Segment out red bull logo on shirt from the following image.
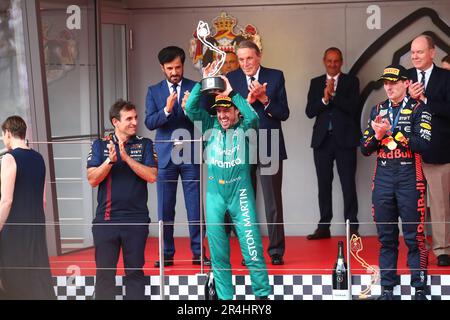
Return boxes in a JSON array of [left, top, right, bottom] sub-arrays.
[[378, 149, 413, 159]]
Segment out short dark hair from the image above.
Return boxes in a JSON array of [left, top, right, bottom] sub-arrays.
[[158, 46, 185, 65], [323, 47, 343, 60], [109, 99, 136, 124], [1, 115, 27, 139], [442, 54, 450, 64], [236, 40, 261, 56]]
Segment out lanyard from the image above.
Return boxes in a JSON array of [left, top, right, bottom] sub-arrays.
[[388, 96, 408, 129]]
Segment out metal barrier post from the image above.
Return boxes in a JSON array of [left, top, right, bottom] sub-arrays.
[[346, 219, 352, 300], [199, 135, 204, 274], [158, 220, 165, 300]]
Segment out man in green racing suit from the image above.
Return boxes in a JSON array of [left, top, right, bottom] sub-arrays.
[[183, 74, 271, 300]]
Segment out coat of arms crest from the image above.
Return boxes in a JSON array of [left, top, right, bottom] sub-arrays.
[[189, 12, 262, 73]]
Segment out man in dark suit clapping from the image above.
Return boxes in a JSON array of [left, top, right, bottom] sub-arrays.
[[145, 46, 210, 267], [305, 47, 361, 239], [227, 40, 290, 265], [408, 35, 450, 267]]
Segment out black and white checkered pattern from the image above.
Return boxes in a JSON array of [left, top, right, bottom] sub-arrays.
[[53, 275, 450, 300], [54, 275, 96, 300]]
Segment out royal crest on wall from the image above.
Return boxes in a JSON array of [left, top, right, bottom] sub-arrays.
[[189, 12, 262, 73]]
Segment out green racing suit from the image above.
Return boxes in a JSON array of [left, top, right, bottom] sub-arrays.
[[185, 83, 271, 300]]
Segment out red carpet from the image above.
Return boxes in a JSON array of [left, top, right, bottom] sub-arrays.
[[50, 236, 450, 276]]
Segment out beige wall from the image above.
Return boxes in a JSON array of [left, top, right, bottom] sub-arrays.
[[120, 0, 450, 236]]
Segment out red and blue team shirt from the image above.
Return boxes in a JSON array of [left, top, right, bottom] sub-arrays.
[[87, 133, 158, 223]]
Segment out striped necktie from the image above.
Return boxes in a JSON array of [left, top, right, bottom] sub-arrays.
[[171, 83, 179, 114], [420, 71, 426, 89]]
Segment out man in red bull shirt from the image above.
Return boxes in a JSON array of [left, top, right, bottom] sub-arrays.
[[361, 64, 431, 300], [87, 99, 158, 300]]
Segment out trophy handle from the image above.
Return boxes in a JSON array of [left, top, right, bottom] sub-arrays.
[[196, 20, 226, 77]]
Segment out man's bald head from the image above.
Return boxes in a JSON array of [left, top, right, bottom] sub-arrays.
[[410, 35, 435, 71]]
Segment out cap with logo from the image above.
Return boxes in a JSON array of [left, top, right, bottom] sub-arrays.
[[379, 64, 409, 82], [211, 95, 236, 110]]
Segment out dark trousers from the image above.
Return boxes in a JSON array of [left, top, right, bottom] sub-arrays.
[[157, 160, 201, 257], [313, 133, 358, 230], [0, 225, 56, 300], [93, 224, 149, 300], [373, 163, 428, 288], [251, 161, 285, 257]]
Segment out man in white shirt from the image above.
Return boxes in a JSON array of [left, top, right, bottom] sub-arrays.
[[305, 47, 361, 239]]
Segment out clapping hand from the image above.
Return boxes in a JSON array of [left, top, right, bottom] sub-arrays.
[[165, 91, 178, 113], [408, 82, 425, 101], [247, 90, 257, 104], [118, 140, 130, 163], [323, 78, 335, 102], [371, 115, 391, 140], [248, 79, 268, 105], [107, 140, 117, 162], [181, 90, 190, 110]]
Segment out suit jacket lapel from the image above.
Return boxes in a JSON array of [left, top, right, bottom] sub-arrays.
[[335, 73, 345, 94], [177, 80, 191, 116], [410, 69, 418, 82], [160, 80, 170, 105], [425, 65, 439, 96], [258, 66, 266, 86], [237, 68, 249, 95], [180, 79, 189, 103], [317, 74, 327, 93]]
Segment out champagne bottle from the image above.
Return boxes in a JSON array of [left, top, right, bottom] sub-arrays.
[[204, 271, 218, 300], [332, 240, 349, 300]]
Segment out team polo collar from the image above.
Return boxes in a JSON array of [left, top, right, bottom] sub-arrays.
[[110, 133, 138, 144]]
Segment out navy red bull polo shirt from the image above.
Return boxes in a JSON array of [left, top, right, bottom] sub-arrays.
[[87, 133, 158, 223]]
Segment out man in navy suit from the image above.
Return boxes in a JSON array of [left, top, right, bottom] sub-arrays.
[[227, 40, 290, 265], [408, 35, 450, 267], [145, 46, 210, 267], [305, 47, 360, 239]]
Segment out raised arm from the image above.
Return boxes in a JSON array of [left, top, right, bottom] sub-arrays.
[[360, 106, 382, 156], [184, 83, 215, 133]]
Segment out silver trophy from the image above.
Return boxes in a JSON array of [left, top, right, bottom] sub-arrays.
[[196, 20, 226, 94]]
